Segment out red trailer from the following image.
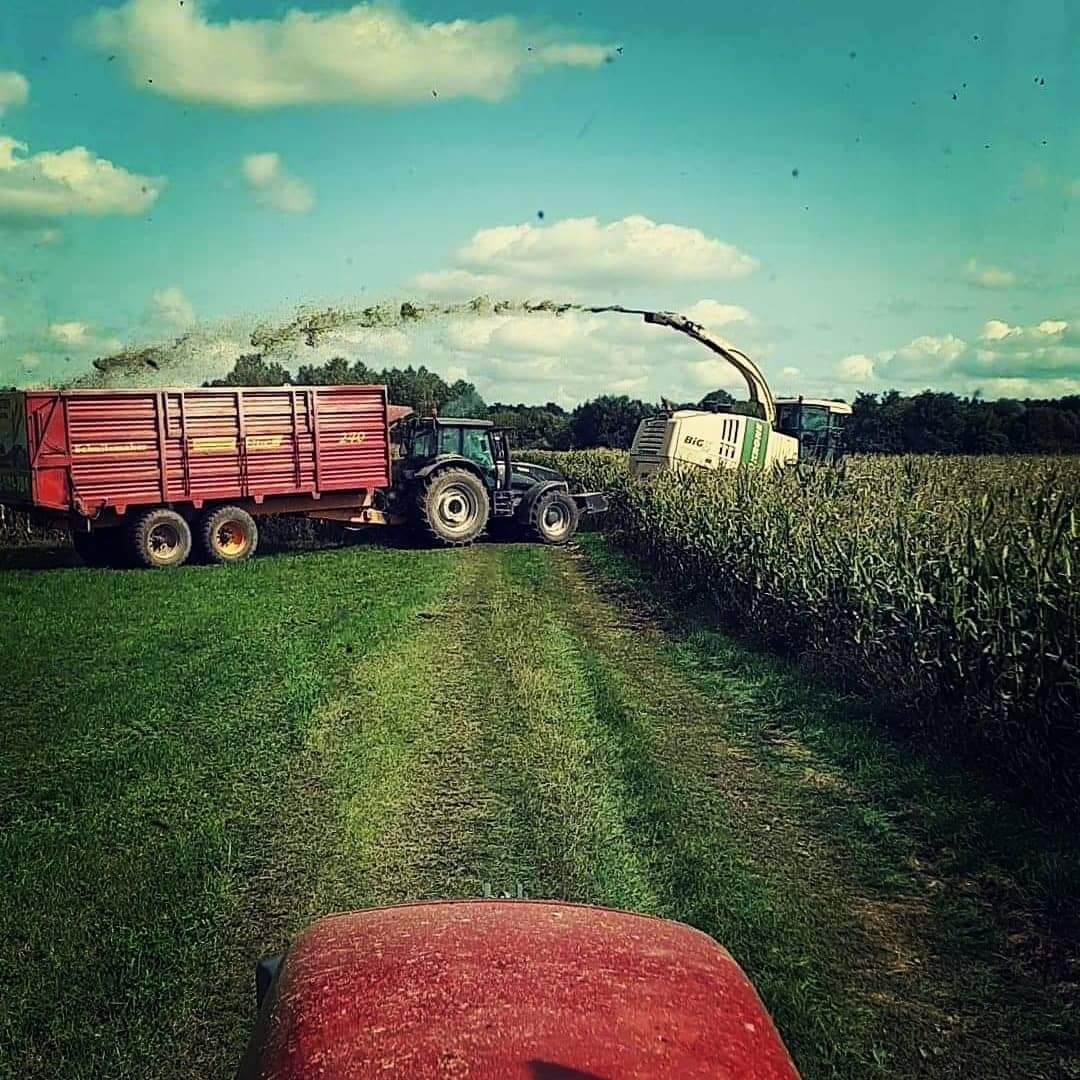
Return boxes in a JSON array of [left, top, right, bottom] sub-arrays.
[[0, 385, 397, 567]]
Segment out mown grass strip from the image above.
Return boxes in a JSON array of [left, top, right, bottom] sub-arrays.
[[290, 544, 658, 912]]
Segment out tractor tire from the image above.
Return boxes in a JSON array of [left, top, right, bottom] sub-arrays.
[[72, 528, 126, 568], [129, 508, 192, 569], [527, 488, 580, 545], [416, 468, 490, 547], [198, 506, 259, 564]]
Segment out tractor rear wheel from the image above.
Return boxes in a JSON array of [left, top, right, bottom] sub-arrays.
[[129, 509, 192, 569], [527, 488, 580, 545], [198, 506, 259, 564], [417, 468, 490, 546]]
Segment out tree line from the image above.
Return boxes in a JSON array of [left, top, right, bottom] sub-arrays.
[[209, 354, 1080, 454]]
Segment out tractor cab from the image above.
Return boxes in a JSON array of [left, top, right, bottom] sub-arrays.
[[775, 398, 852, 464], [399, 415, 500, 480]]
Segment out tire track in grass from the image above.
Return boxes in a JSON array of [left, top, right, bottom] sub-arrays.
[[470, 546, 658, 912], [544, 547, 908, 1078], [299, 546, 534, 907], [549, 543, 1075, 1080]]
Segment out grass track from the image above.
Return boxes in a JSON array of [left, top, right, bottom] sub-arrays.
[[1, 538, 1076, 1079]]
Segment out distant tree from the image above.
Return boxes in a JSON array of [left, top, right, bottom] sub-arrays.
[[698, 388, 736, 410], [208, 354, 291, 387], [488, 404, 570, 448], [442, 381, 487, 418], [901, 391, 965, 453], [294, 356, 355, 385], [565, 395, 654, 449], [383, 366, 451, 414]]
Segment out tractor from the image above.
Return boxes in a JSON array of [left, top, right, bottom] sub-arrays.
[[392, 412, 606, 547]]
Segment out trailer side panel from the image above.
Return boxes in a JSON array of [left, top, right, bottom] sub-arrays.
[[9, 385, 391, 517]]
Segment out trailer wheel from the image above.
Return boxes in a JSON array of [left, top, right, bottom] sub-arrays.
[[198, 506, 259, 564], [130, 509, 192, 569], [528, 489, 580, 545], [417, 468, 490, 546]]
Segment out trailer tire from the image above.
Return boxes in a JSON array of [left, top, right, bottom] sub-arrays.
[[198, 506, 259, 564], [527, 488, 580, 545], [416, 467, 490, 546], [72, 528, 126, 568], [129, 509, 192, 569]]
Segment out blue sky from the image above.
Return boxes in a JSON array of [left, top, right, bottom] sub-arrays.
[[0, 0, 1077, 405]]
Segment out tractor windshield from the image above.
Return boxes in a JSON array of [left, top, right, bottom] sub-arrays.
[[800, 407, 830, 431]]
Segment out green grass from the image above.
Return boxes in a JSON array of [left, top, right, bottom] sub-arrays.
[[0, 543, 455, 1079], [1, 537, 1076, 1079]]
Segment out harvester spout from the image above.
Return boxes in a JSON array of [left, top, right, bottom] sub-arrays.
[[584, 306, 778, 427]]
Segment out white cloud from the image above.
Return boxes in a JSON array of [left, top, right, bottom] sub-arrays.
[[835, 317, 1080, 397], [684, 300, 752, 329], [0, 71, 29, 116], [685, 356, 751, 391], [0, 135, 163, 218], [335, 326, 412, 357], [1036, 319, 1069, 336], [836, 354, 875, 381], [411, 268, 505, 299], [980, 319, 1017, 341], [242, 153, 315, 214], [86, 0, 611, 108], [149, 286, 196, 329], [962, 258, 1018, 290], [453, 215, 759, 292], [875, 334, 967, 382], [48, 321, 91, 346], [780, 366, 801, 378]]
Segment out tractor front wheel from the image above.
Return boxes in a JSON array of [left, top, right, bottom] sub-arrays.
[[417, 468, 490, 546], [527, 489, 580, 545], [198, 506, 259, 564]]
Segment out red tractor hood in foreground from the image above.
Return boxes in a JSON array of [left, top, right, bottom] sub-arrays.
[[238, 900, 799, 1079]]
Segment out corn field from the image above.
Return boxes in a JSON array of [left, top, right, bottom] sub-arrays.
[[529, 450, 1080, 813]]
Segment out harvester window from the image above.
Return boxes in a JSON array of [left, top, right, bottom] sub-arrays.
[[800, 407, 829, 432]]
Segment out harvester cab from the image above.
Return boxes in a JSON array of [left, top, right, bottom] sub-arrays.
[[392, 413, 606, 546], [584, 306, 850, 477], [775, 397, 852, 464]]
